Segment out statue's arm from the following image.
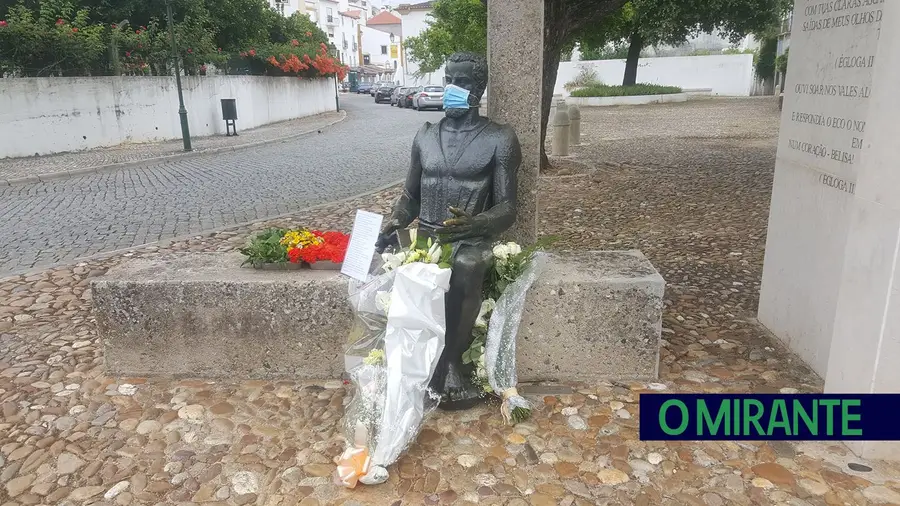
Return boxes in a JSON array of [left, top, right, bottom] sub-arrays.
[[479, 126, 521, 236]]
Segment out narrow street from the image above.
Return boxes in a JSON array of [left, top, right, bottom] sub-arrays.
[[0, 94, 441, 277]]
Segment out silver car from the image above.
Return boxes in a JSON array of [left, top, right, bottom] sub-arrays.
[[414, 85, 444, 111]]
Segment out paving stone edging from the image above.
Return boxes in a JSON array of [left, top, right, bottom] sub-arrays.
[[0, 110, 348, 187], [0, 178, 403, 282]]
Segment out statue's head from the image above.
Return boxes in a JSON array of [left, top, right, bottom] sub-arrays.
[[445, 52, 487, 117]]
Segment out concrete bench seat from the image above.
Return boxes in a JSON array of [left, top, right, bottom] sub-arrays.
[[93, 251, 664, 381]]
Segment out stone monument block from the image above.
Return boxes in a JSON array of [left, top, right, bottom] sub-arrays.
[[517, 251, 665, 382], [94, 251, 665, 382], [759, 0, 899, 460], [93, 253, 350, 379]]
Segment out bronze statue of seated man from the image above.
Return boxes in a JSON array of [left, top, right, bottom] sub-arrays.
[[375, 52, 522, 410]]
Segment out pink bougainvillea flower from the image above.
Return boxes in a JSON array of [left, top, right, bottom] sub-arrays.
[[291, 39, 299, 47], [71, 27, 78, 32], [187, 48, 193, 53], [111, 23, 117, 29], [125, 51, 131, 57], [135, 29, 142, 35], [56, 18, 64, 25], [305, 31, 312, 37], [248, 49, 256, 56], [0, 20, 7, 28]]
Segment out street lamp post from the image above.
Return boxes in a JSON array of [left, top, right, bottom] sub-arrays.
[[332, 47, 340, 112], [166, 0, 192, 151]]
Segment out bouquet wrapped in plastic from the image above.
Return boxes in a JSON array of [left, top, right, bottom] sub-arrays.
[[336, 235, 452, 488], [463, 242, 551, 425], [484, 252, 545, 424]]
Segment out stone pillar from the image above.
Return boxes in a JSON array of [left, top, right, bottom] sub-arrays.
[[824, 3, 899, 461], [759, 0, 897, 460], [487, 0, 543, 244]]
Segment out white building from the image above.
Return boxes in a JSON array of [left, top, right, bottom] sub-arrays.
[[269, 0, 303, 17], [361, 10, 404, 83], [360, 25, 401, 79], [396, 1, 445, 86]]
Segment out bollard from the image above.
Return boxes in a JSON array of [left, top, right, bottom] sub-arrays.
[[568, 104, 581, 146], [552, 106, 571, 156]]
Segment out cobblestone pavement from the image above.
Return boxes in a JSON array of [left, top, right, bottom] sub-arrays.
[[0, 94, 440, 277], [2, 98, 900, 506], [0, 111, 345, 184]]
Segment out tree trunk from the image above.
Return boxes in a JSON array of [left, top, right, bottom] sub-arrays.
[[540, 37, 564, 171], [520, 0, 628, 171], [540, 2, 573, 172], [622, 30, 642, 86]]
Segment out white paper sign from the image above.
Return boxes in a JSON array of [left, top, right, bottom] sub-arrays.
[[341, 210, 384, 281]]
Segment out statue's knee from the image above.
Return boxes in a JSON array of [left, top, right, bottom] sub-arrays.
[[454, 249, 488, 274]]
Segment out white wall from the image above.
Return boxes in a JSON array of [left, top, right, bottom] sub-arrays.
[[556, 54, 755, 96], [0, 76, 336, 158], [400, 10, 445, 86]]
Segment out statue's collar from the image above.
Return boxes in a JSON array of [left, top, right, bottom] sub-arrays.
[[437, 117, 491, 169]]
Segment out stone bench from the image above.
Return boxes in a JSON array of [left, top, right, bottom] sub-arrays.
[[93, 251, 664, 381]]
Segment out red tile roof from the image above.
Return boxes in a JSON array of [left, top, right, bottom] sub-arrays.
[[341, 9, 361, 19], [367, 11, 401, 25]]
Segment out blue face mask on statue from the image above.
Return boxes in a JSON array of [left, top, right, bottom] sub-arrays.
[[443, 84, 471, 110]]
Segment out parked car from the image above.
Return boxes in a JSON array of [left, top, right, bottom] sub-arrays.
[[414, 85, 445, 111], [399, 86, 422, 108], [356, 82, 374, 94], [374, 85, 395, 103], [370, 81, 390, 96], [391, 87, 408, 106]]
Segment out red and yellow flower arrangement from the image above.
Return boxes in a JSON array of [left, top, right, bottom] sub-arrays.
[[239, 227, 349, 268], [286, 230, 349, 264]]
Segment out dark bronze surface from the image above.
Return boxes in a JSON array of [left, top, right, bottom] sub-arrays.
[[375, 52, 523, 409]]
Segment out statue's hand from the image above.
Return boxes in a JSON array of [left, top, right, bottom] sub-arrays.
[[435, 207, 488, 243], [375, 218, 401, 254]]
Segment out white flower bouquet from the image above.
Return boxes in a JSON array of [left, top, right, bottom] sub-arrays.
[[337, 230, 452, 488], [463, 239, 552, 424]]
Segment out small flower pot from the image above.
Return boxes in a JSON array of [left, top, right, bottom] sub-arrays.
[[308, 261, 343, 270]]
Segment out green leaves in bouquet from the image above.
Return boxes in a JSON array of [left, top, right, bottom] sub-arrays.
[[510, 406, 531, 424], [462, 326, 486, 365], [483, 235, 559, 300], [239, 228, 289, 266], [438, 243, 453, 269]]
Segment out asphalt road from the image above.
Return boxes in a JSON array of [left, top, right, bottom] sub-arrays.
[[0, 93, 442, 277]]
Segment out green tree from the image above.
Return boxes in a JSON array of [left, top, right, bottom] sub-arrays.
[[403, 0, 628, 170], [577, 0, 792, 86], [754, 35, 777, 80], [206, 0, 277, 52], [403, 0, 486, 77], [0, 1, 106, 76]]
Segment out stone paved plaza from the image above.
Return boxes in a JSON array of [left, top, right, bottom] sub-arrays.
[[2, 98, 900, 506]]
